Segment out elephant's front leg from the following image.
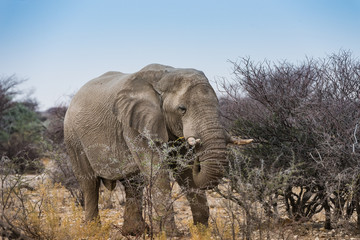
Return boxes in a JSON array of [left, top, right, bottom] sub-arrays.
[[80, 176, 101, 222], [175, 168, 210, 226], [121, 176, 148, 236], [185, 190, 209, 226], [150, 169, 181, 236], [124, 130, 181, 236]]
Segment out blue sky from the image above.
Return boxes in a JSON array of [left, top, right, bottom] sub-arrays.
[[1, 0, 359, 110]]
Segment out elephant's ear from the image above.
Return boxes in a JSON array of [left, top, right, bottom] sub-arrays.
[[113, 77, 168, 142]]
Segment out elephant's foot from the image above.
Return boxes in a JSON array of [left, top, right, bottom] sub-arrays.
[[122, 219, 149, 236]]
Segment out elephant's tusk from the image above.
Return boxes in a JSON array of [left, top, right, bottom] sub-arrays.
[[187, 137, 201, 146], [230, 137, 253, 145]]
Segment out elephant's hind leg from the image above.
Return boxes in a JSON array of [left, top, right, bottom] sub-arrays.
[[121, 176, 148, 236], [66, 143, 100, 222], [101, 178, 116, 191], [81, 176, 101, 222]]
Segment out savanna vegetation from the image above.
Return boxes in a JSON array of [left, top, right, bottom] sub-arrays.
[[1, 51, 359, 239]]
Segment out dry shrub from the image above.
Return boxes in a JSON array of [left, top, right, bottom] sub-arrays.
[[43, 106, 67, 145], [210, 209, 241, 240], [45, 150, 84, 207], [217, 50, 360, 236], [41, 104, 85, 207], [1, 172, 115, 239]]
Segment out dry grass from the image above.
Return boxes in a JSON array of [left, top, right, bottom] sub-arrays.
[[2, 175, 360, 240], [6, 181, 117, 240]]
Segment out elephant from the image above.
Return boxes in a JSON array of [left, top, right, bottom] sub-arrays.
[[64, 64, 252, 236]]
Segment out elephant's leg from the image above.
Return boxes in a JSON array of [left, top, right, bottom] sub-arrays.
[[185, 190, 209, 226], [101, 178, 116, 209], [121, 176, 148, 236], [101, 178, 116, 191], [123, 129, 181, 236], [81, 176, 101, 222], [66, 143, 100, 222], [151, 170, 181, 235], [175, 168, 210, 226]]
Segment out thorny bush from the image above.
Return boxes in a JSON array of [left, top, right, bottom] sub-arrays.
[[219, 51, 360, 230]]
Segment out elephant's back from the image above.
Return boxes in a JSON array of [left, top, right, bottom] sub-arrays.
[[68, 71, 128, 110], [78, 71, 128, 96], [64, 71, 129, 135]]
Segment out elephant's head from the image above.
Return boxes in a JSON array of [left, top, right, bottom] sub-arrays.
[[113, 64, 229, 189]]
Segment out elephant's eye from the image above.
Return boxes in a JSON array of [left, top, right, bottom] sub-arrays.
[[178, 105, 187, 115]]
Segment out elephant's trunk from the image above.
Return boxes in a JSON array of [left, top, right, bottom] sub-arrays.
[[191, 110, 228, 189]]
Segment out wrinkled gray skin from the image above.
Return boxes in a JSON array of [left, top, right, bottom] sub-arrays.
[[64, 64, 229, 236]]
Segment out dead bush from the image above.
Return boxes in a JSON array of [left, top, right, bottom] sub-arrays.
[[218, 50, 360, 233]]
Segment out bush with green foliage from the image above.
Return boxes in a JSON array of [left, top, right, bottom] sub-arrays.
[[0, 76, 44, 173]]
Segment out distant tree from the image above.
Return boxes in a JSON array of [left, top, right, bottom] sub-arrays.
[[0, 76, 44, 173], [0, 75, 20, 118]]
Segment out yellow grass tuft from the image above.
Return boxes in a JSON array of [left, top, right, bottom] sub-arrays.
[[189, 223, 212, 240], [155, 230, 167, 240], [16, 181, 114, 240], [210, 213, 241, 240]]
